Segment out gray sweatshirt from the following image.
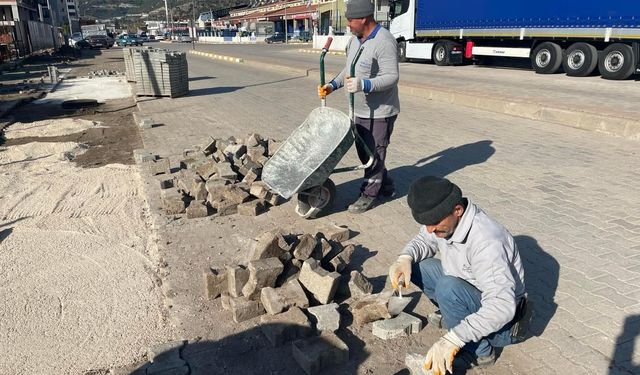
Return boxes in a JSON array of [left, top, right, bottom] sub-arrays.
[[330, 24, 400, 119], [401, 200, 526, 343]]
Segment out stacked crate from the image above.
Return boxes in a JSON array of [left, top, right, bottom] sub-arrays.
[[132, 48, 189, 98]]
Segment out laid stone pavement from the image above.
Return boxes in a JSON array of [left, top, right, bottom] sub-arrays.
[[135, 53, 640, 374]]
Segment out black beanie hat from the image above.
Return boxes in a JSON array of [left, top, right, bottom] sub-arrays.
[[407, 176, 463, 225]]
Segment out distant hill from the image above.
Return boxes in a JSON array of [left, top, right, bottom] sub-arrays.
[[81, 0, 250, 20]]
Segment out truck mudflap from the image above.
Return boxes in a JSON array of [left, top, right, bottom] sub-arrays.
[[634, 42, 640, 72]]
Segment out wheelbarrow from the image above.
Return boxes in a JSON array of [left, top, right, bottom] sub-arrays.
[[262, 38, 374, 219]]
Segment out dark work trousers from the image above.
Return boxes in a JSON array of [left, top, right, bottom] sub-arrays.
[[354, 115, 397, 198]]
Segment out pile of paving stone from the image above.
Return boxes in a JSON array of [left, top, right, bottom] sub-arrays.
[[87, 69, 125, 77], [203, 225, 423, 374], [136, 133, 285, 218]]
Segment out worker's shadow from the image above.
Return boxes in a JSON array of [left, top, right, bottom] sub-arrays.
[[124, 323, 368, 375], [609, 314, 640, 374], [514, 235, 559, 339], [334, 140, 495, 209]]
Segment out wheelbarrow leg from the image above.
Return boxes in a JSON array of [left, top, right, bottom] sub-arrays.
[[295, 178, 336, 219]]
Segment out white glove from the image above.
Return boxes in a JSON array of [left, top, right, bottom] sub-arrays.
[[424, 331, 465, 375], [345, 76, 363, 93], [388, 255, 413, 289]]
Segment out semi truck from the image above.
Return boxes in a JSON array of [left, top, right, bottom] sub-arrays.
[[389, 1, 640, 80]]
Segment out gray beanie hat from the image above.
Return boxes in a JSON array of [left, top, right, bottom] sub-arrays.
[[345, 0, 374, 19]]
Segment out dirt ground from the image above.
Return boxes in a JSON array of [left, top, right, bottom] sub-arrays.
[[4, 97, 141, 167], [0, 48, 172, 374]]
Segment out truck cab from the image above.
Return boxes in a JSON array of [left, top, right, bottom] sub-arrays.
[[389, 0, 413, 43]]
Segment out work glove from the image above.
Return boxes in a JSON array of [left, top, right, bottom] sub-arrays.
[[345, 76, 363, 93], [318, 83, 333, 98], [389, 255, 413, 289], [424, 331, 465, 375]]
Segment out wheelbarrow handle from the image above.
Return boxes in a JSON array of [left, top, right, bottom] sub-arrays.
[[319, 37, 333, 107]]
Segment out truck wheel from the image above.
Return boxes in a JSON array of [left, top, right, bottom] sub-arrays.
[[398, 41, 407, 63], [599, 43, 636, 80], [433, 43, 449, 66], [531, 42, 563, 74], [563, 43, 598, 77]]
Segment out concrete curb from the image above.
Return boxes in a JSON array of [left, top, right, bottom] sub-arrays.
[[298, 48, 346, 56], [189, 50, 244, 63], [188, 50, 640, 141]]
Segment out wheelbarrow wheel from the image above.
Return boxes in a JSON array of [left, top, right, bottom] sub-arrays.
[[295, 179, 336, 219]]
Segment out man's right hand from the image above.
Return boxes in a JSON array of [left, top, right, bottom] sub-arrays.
[[318, 83, 333, 98], [389, 255, 413, 289]]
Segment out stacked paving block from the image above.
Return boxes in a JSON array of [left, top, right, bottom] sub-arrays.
[[132, 48, 189, 98]]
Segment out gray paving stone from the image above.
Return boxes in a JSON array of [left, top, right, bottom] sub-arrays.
[[291, 332, 349, 375], [259, 306, 313, 347], [307, 303, 340, 332], [372, 312, 422, 340]]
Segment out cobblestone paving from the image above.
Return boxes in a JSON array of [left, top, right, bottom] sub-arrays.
[[137, 54, 640, 375]]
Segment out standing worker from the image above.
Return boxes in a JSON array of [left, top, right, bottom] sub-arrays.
[[318, 0, 400, 214], [389, 176, 532, 374]]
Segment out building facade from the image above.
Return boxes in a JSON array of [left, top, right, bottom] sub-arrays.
[[0, 0, 60, 60]]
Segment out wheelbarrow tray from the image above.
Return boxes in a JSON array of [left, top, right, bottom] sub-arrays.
[[262, 106, 353, 199]]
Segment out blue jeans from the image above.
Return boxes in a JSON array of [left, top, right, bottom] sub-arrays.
[[411, 258, 514, 357]]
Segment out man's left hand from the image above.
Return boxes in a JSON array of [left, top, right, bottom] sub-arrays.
[[345, 76, 363, 93], [424, 332, 465, 375]]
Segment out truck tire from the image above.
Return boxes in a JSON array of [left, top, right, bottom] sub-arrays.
[[398, 41, 407, 63], [563, 43, 598, 77], [433, 42, 450, 66], [531, 42, 563, 74], [599, 43, 636, 80]]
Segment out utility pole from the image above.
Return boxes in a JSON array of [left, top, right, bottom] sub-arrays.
[[284, 0, 287, 44], [164, 0, 170, 37], [191, 0, 196, 49]]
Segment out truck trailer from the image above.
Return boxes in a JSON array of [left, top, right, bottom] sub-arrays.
[[389, 1, 640, 80]]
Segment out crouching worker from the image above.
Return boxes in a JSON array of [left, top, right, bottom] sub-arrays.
[[389, 176, 532, 374]]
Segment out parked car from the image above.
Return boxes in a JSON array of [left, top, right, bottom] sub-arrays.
[[179, 35, 192, 43], [86, 35, 110, 49], [104, 35, 115, 47], [149, 35, 156, 41], [265, 32, 286, 43], [73, 39, 91, 49], [69, 35, 84, 47], [116, 34, 143, 46], [138, 32, 149, 42]]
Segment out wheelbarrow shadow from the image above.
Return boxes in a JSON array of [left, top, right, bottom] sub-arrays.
[[333, 140, 495, 210]]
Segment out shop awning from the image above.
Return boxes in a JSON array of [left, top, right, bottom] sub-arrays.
[[266, 4, 318, 20]]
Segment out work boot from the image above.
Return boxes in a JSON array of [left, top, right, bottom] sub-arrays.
[[347, 195, 376, 213], [453, 348, 496, 371], [428, 310, 447, 330]]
